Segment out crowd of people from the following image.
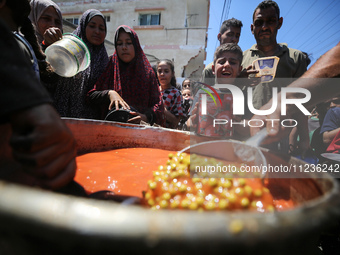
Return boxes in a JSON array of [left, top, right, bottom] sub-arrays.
[[0, 0, 340, 191]]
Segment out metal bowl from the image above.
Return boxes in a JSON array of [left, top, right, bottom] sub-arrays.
[[0, 118, 339, 255]]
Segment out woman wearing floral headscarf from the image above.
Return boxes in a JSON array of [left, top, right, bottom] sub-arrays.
[[51, 9, 109, 119], [88, 25, 165, 126], [28, 0, 63, 50]]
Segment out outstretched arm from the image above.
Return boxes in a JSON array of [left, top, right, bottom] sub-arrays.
[[250, 42, 340, 142]]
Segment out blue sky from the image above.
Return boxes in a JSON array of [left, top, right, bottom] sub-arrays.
[[204, 0, 340, 68]]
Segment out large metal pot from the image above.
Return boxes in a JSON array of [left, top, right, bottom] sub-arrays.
[[0, 118, 339, 255]]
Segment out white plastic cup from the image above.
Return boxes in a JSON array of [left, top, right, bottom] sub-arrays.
[[45, 33, 91, 77]]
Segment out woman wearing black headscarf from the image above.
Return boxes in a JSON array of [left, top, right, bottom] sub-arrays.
[[52, 9, 109, 119]]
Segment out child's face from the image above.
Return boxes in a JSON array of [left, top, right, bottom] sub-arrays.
[[212, 52, 242, 84], [182, 79, 191, 89], [157, 62, 173, 87], [116, 31, 135, 63], [182, 89, 191, 100]]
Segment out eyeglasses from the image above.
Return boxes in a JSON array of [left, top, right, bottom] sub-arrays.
[[182, 93, 191, 97]]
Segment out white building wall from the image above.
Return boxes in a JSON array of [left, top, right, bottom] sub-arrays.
[[53, 0, 209, 79]]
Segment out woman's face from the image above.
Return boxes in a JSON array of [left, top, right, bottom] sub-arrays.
[[157, 61, 173, 87], [86, 16, 106, 46], [116, 30, 135, 63], [37, 6, 62, 36]]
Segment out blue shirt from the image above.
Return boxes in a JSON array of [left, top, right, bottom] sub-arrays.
[[320, 107, 340, 134]]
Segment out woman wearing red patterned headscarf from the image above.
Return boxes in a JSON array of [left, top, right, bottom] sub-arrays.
[[88, 25, 165, 126]]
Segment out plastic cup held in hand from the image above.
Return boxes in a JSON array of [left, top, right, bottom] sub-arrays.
[[45, 33, 90, 77]]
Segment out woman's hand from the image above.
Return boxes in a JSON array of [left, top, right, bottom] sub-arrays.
[[43, 27, 63, 47], [127, 112, 148, 124], [108, 90, 130, 110]]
